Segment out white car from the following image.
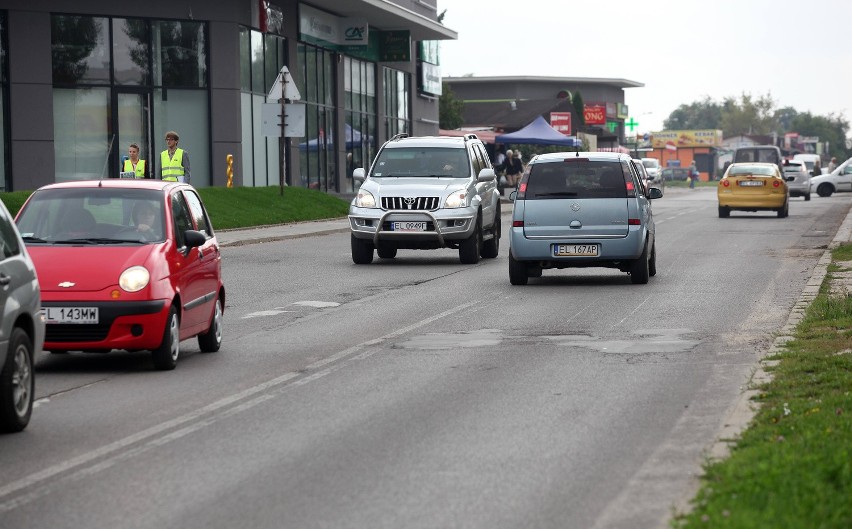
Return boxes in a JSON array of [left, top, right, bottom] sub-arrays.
[[810, 156, 852, 197]]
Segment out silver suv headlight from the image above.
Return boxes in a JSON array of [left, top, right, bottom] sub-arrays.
[[444, 189, 468, 208], [355, 189, 376, 208]]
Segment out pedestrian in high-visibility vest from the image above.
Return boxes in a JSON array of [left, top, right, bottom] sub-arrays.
[[160, 131, 190, 183], [122, 143, 148, 178]]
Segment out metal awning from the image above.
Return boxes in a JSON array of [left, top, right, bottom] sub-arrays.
[[305, 0, 457, 41]]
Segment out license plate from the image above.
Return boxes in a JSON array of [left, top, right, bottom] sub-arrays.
[[739, 180, 764, 187], [552, 244, 599, 257], [42, 306, 99, 324], [392, 221, 427, 232]]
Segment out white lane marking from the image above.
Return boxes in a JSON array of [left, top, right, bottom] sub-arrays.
[[0, 300, 480, 512], [241, 309, 295, 319], [293, 301, 341, 308]]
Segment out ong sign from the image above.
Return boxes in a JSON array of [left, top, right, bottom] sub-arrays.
[[583, 104, 606, 125], [550, 112, 572, 136]]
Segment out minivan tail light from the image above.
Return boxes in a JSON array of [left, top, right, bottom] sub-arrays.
[[512, 220, 524, 228], [628, 218, 640, 226]]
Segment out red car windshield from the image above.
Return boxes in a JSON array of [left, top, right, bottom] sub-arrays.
[[16, 188, 166, 243]]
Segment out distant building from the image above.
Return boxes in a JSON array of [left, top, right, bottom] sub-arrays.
[[442, 76, 643, 150]]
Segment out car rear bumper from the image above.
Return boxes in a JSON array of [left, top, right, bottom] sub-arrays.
[[508, 228, 647, 264], [349, 206, 477, 247], [717, 194, 787, 208], [41, 299, 168, 351], [787, 184, 811, 196]]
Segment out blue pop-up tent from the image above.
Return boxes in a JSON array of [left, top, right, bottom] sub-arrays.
[[495, 115, 581, 147], [298, 123, 370, 151]]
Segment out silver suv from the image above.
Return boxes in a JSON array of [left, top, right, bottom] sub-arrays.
[[1, 199, 44, 432], [349, 134, 502, 264]]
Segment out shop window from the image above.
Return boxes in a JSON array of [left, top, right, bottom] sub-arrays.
[[383, 67, 409, 138], [51, 16, 110, 85], [153, 20, 207, 88], [113, 18, 150, 85]]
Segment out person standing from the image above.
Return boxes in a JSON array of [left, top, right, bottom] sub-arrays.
[[122, 143, 148, 178], [160, 131, 191, 183], [812, 158, 822, 176], [828, 157, 838, 173], [504, 149, 523, 188], [688, 160, 698, 189]]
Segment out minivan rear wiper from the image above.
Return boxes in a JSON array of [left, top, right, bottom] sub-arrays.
[[533, 191, 579, 197]]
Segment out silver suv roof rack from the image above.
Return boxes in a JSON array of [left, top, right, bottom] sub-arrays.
[[390, 133, 409, 142], [463, 133, 479, 141]]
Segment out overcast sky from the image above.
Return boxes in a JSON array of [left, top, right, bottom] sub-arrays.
[[436, 0, 851, 135]]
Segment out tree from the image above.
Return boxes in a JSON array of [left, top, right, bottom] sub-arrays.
[[791, 112, 850, 160], [718, 92, 778, 136], [572, 92, 585, 126], [439, 82, 465, 130], [662, 96, 721, 130]]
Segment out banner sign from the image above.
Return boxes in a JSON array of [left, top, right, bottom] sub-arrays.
[[651, 129, 723, 148], [584, 104, 606, 125], [550, 112, 572, 136], [617, 103, 629, 119], [419, 62, 442, 96], [300, 4, 368, 46]]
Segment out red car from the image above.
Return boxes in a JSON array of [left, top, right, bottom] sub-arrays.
[[15, 179, 224, 370]]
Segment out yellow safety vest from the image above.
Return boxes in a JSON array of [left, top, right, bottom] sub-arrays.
[[123, 159, 146, 178], [161, 148, 185, 181]]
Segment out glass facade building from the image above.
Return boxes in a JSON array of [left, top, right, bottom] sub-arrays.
[[0, 1, 455, 193]]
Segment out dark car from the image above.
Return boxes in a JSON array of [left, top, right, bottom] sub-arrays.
[[661, 167, 690, 181]]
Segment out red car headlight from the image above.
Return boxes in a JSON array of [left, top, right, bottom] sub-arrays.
[[119, 266, 150, 292]]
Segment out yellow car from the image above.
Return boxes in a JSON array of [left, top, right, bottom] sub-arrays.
[[717, 162, 789, 218]]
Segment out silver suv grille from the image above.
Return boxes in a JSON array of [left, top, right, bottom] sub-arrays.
[[382, 196, 440, 210]]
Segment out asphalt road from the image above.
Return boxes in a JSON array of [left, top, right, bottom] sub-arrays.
[[1, 188, 849, 529]]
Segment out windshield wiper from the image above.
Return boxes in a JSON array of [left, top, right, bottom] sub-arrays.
[[534, 192, 579, 197], [21, 236, 48, 243], [54, 238, 138, 245]]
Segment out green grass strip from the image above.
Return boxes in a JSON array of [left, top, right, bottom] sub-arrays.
[[672, 244, 852, 529]]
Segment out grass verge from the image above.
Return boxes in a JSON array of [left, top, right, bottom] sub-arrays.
[[672, 244, 852, 528], [1, 185, 350, 230]]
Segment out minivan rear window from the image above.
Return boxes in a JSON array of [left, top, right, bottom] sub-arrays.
[[524, 161, 626, 199]]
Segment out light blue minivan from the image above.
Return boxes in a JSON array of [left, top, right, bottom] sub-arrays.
[[508, 152, 662, 285]]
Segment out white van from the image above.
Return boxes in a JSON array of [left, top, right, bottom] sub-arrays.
[[793, 153, 822, 175]]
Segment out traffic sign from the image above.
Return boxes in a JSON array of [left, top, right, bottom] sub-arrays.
[[267, 66, 301, 101]]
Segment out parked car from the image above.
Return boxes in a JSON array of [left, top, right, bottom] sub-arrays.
[[15, 179, 224, 370], [508, 151, 663, 285], [717, 162, 789, 218], [661, 167, 690, 181], [349, 133, 501, 264], [0, 199, 44, 432], [640, 158, 663, 184], [809, 156, 852, 197], [782, 159, 812, 200], [632, 158, 651, 193]]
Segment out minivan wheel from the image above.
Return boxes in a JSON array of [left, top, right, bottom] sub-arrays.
[[351, 234, 374, 264], [630, 241, 650, 285], [508, 252, 529, 285], [152, 306, 180, 371], [817, 183, 834, 197], [805, 192, 811, 201], [648, 242, 657, 277], [0, 328, 34, 433]]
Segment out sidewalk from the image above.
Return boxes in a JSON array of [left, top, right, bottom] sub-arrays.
[[215, 193, 515, 248]]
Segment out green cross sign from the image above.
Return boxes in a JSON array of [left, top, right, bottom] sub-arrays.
[[625, 117, 639, 132]]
